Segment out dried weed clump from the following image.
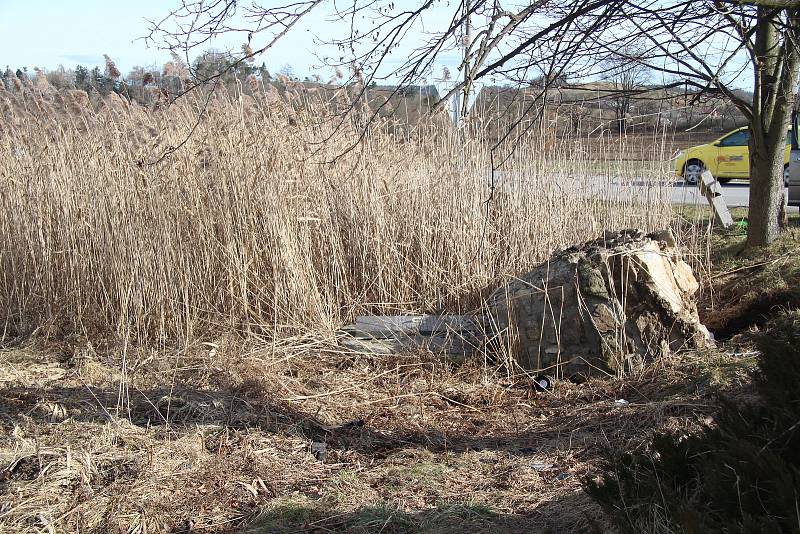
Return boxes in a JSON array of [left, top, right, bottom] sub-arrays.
[[0, 85, 676, 347]]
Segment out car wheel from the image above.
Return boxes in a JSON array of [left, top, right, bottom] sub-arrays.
[[784, 165, 790, 187], [684, 160, 704, 185]]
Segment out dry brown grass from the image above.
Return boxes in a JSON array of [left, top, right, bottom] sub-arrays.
[[0, 85, 719, 532], [0, 84, 680, 347], [0, 335, 733, 533]]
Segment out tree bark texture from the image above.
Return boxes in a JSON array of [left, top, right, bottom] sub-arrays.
[[746, 7, 800, 247]]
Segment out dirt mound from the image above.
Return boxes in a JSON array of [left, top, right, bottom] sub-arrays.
[[704, 289, 799, 340]]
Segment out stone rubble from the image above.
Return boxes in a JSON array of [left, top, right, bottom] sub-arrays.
[[486, 229, 711, 377], [338, 229, 712, 378]]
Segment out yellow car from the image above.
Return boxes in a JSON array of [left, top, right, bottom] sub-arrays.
[[674, 127, 791, 185]]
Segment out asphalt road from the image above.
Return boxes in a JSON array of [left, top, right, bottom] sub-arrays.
[[670, 180, 789, 208], [492, 172, 788, 208]]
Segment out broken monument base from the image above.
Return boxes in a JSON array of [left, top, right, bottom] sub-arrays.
[[338, 229, 712, 378]]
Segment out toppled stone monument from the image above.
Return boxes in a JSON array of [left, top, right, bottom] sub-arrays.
[[338, 229, 711, 378], [338, 314, 483, 357], [487, 229, 711, 377]]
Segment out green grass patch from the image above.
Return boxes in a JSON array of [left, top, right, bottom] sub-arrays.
[[246, 495, 321, 533], [244, 500, 502, 534]]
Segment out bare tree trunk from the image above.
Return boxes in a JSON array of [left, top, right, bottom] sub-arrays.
[[747, 130, 788, 247], [745, 7, 800, 248], [613, 93, 630, 135]]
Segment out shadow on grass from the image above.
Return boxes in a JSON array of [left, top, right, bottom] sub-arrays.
[[0, 353, 706, 532], [0, 374, 693, 461], [0, 381, 623, 531], [237, 493, 597, 534]]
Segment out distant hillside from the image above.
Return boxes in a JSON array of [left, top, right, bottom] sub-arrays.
[[472, 84, 749, 137], [0, 67, 750, 147]]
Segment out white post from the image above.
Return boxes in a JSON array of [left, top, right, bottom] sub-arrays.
[[460, 1, 472, 125], [452, 90, 462, 129], [700, 170, 733, 228]]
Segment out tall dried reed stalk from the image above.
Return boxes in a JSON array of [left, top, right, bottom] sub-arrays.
[[0, 85, 680, 347]]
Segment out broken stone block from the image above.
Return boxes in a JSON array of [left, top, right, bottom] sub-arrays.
[[338, 314, 483, 356], [485, 229, 711, 378]]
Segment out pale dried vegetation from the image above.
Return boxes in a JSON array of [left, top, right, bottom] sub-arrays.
[[0, 83, 685, 342], [0, 83, 716, 532]]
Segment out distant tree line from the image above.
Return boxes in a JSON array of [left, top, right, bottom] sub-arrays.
[[0, 50, 745, 138], [0, 50, 293, 105]]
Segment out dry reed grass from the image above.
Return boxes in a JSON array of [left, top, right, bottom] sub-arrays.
[[0, 84, 680, 349], [0, 84, 725, 532]]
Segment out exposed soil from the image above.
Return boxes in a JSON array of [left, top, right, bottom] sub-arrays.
[[705, 289, 799, 340], [698, 223, 800, 342]]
